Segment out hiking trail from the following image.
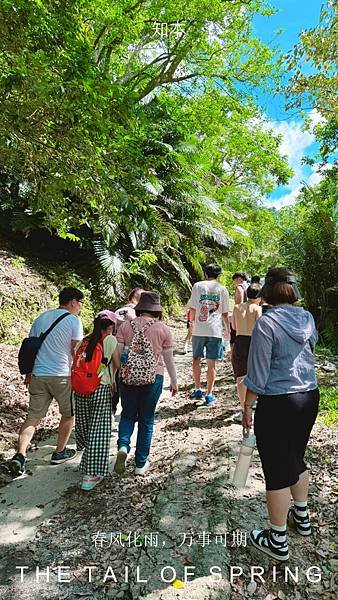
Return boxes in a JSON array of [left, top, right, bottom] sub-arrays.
[[0, 319, 337, 600]]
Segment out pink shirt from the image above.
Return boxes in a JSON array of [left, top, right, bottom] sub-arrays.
[[117, 316, 174, 376]]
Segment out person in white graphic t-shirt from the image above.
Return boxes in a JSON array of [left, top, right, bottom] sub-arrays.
[[188, 264, 230, 407]]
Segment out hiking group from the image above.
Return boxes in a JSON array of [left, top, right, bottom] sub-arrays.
[[8, 264, 319, 563]]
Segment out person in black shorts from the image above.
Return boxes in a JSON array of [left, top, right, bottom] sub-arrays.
[[243, 268, 319, 562]]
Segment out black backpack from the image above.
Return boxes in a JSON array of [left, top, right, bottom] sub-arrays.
[[18, 312, 71, 375]]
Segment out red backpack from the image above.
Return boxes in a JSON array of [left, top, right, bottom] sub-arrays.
[[71, 338, 105, 395]]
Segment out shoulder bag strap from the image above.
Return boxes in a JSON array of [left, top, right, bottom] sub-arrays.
[[40, 312, 71, 342], [141, 319, 155, 333]]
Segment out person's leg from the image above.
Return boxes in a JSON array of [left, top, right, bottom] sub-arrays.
[[111, 370, 120, 414], [192, 357, 201, 389], [17, 376, 51, 455], [187, 325, 193, 343], [236, 376, 246, 409], [204, 337, 223, 398], [75, 393, 91, 452], [55, 416, 75, 452], [184, 324, 193, 352], [266, 487, 291, 527], [288, 470, 312, 535], [206, 359, 216, 396], [114, 383, 138, 474], [17, 418, 41, 455], [80, 386, 112, 477], [250, 485, 290, 561], [291, 469, 309, 501], [135, 375, 163, 469], [50, 377, 75, 452], [191, 336, 204, 395], [117, 383, 138, 452]]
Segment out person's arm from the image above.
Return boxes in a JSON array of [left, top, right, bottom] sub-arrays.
[[222, 313, 229, 337], [71, 339, 79, 359], [162, 348, 178, 396], [187, 285, 198, 314], [221, 288, 230, 337], [243, 319, 273, 396], [116, 322, 127, 355], [231, 306, 237, 332], [71, 317, 83, 359], [243, 389, 258, 429], [189, 307, 196, 323], [242, 320, 273, 429], [234, 286, 244, 305], [242, 320, 273, 431], [112, 346, 120, 370]]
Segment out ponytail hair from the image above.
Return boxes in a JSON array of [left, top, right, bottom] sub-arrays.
[[85, 317, 114, 361]]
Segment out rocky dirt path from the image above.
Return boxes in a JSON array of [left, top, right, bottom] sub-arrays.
[[0, 319, 337, 600]]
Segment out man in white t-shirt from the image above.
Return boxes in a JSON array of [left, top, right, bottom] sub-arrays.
[[9, 287, 84, 477], [188, 264, 230, 406]]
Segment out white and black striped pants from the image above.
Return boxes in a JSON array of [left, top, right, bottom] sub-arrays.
[[75, 384, 113, 476]]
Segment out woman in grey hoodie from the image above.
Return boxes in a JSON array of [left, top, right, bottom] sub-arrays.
[[243, 267, 319, 562]]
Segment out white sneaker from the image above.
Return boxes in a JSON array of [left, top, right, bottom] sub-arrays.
[[135, 460, 150, 476], [114, 447, 128, 475]]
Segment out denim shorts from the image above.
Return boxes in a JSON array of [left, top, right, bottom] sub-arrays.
[[192, 336, 223, 360]]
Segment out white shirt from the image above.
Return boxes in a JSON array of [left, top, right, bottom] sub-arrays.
[[30, 308, 83, 376], [188, 280, 230, 338]]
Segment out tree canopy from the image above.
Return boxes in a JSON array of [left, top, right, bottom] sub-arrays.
[[0, 0, 292, 299]]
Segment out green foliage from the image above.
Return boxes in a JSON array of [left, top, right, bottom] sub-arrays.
[[285, 1, 338, 161], [277, 176, 338, 346], [319, 386, 338, 426], [0, 0, 292, 300]]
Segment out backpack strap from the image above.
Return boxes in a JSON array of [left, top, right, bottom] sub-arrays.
[[130, 319, 155, 334], [141, 319, 155, 333], [40, 312, 71, 342]]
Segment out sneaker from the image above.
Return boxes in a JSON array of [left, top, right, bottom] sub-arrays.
[[135, 460, 150, 476], [249, 528, 289, 561], [196, 394, 217, 408], [113, 447, 128, 475], [191, 389, 203, 400], [80, 475, 103, 491], [8, 453, 26, 477], [288, 506, 312, 536], [50, 448, 76, 465], [205, 394, 217, 405]]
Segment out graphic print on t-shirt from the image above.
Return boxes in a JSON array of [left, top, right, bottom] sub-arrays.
[[188, 280, 230, 338], [198, 293, 220, 321]]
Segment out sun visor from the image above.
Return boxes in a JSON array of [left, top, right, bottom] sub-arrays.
[[259, 275, 302, 300]]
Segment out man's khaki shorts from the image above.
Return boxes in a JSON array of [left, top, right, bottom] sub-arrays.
[[28, 376, 73, 420]]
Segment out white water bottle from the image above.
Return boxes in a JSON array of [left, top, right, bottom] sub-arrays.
[[232, 428, 256, 488]]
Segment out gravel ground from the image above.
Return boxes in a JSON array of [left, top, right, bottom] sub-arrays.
[[0, 319, 337, 599]]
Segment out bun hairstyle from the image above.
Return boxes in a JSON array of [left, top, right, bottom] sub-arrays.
[[260, 267, 301, 306], [247, 283, 262, 299]]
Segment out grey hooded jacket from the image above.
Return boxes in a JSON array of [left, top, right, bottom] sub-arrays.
[[244, 306, 318, 395]]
